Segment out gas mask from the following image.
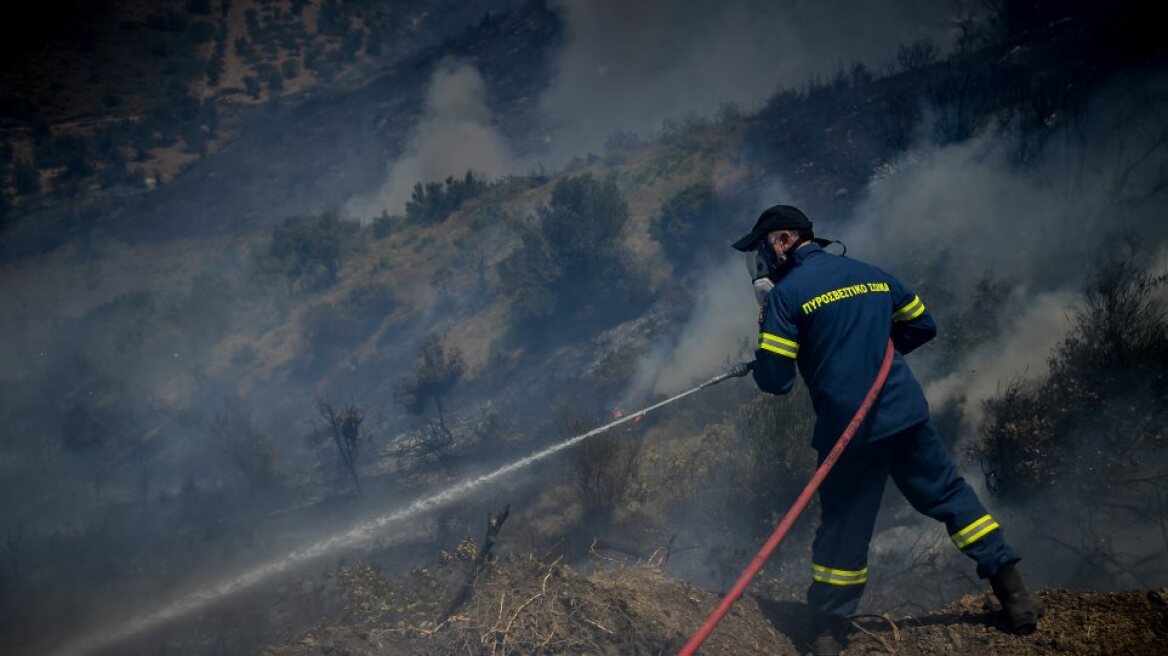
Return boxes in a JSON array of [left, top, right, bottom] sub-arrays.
[[747, 241, 784, 306]]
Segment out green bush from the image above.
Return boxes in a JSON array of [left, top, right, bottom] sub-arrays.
[[497, 174, 642, 330], [649, 182, 720, 266], [269, 213, 355, 292], [372, 211, 396, 239], [243, 75, 262, 99], [974, 261, 1168, 499], [404, 171, 486, 225], [281, 58, 300, 80], [733, 390, 817, 529]]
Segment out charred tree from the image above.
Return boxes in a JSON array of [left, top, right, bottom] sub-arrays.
[[317, 399, 365, 495], [395, 332, 465, 465]]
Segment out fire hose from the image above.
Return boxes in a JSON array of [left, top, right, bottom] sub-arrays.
[[679, 339, 896, 655]]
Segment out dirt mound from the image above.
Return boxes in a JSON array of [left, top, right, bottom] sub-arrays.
[[844, 588, 1168, 655], [262, 555, 1168, 655]]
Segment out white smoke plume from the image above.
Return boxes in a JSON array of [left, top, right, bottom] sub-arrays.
[[347, 63, 517, 219], [628, 257, 758, 398], [924, 289, 1078, 430], [631, 72, 1168, 430], [539, 0, 962, 161]]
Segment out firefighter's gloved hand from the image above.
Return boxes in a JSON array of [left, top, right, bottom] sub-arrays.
[[728, 361, 755, 378]]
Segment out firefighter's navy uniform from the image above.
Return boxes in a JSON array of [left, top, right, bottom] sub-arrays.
[[752, 242, 1020, 619]]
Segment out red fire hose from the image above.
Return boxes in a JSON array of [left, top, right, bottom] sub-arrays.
[[678, 339, 896, 655]]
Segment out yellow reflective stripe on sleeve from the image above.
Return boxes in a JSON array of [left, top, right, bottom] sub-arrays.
[[893, 295, 925, 321], [758, 333, 799, 359], [759, 341, 797, 359], [951, 514, 1001, 549], [760, 332, 799, 349], [811, 564, 868, 586]]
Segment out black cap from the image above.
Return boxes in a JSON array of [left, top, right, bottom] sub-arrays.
[[731, 205, 812, 251]]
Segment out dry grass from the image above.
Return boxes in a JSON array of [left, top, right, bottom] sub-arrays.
[[265, 553, 798, 656]]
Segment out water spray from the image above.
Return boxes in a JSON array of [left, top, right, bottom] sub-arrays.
[[53, 362, 754, 656]]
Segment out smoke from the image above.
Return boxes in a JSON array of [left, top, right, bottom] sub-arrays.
[[924, 289, 1077, 430], [628, 258, 758, 398], [538, 0, 962, 161], [347, 63, 517, 218], [834, 77, 1168, 428], [630, 69, 1168, 445]]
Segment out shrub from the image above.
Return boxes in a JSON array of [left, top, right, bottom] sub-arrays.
[[210, 398, 282, 496], [896, 38, 940, 73], [372, 211, 396, 239], [37, 135, 95, 181], [243, 75, 262, 99], [733, 390, 817, 530], [974, 261, 1168, 499], [394, 334, 466, 464], [269, 212, 354, 292], [404, 171, 486, 225], [497, 174, 643, 332], [281, 58, 300, 80], [649, 182, 720, 267], [570, 411, 641, 526]]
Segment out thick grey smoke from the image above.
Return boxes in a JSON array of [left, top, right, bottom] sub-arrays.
[[347, 63, 517, 218], [632, 72, 1168, 436], [839, 77, 1168, 424], [924, 289, 1077, 430], [628, 257, 758, 398], [539, 0, 962, 161]]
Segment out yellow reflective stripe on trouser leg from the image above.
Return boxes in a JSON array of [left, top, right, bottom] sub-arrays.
[[951, 514, 1001, 549], [759, 332, 798, 359], [893, 295, 925, 321], [811, 563, 868, 586]]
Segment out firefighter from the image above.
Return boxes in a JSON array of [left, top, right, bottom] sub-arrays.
[[732, 205, 1043, 655]]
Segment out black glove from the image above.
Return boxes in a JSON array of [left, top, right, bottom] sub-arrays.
[[728, 361, 755, 378]]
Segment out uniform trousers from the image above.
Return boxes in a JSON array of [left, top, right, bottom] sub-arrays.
[[807, 419, 1020, 617]]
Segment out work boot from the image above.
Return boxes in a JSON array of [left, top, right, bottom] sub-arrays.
[[989, 562, 1044, 633], [808, 614, 847, 656]]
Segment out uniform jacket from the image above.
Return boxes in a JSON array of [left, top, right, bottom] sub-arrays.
[[753, 243, 936, 450]]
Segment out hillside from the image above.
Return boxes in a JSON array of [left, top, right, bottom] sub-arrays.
[[261, 555, 1168, 656], [1, 2, 1168, 655]]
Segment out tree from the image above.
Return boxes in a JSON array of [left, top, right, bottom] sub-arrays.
[[265, 65, 284, 93], [317, 399, 365, 494], [650, 182, 720, 266], [395, 333, 465, 464], [896, 38, 940, 73], [269, 212, 352, 292], [316, 0, 345, 36], [404, 171, 486, 225], [281, 58, 300, 80], [496, 174, 642, 331], [210, 398, 281, 497], [243, 75, 262, 99], [205, 37, 226, 86], [570, 415, 641, 526]]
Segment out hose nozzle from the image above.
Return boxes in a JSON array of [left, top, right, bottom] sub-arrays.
[[727, 360, 755, 378]]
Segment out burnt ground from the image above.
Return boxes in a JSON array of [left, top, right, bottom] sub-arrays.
[[261, 550, 1168, 656]]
